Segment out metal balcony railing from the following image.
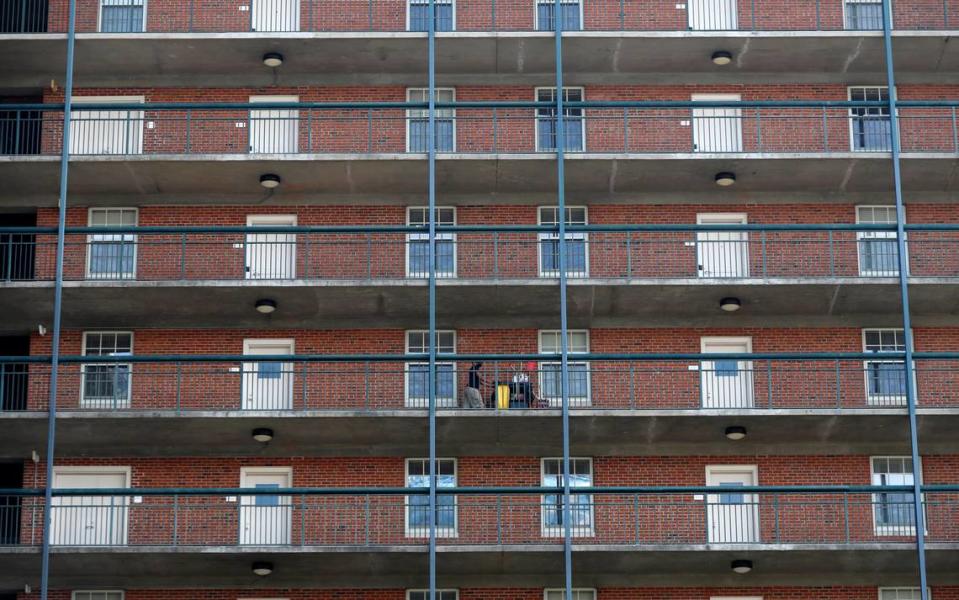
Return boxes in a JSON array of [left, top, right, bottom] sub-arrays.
[[1, 486, 955, 548], [1, 224, 956, 283], [3, 352, 957, 413], [2, 0, 956, 34], [3, 101, 959, 158]]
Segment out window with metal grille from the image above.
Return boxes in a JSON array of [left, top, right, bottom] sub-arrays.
[[536, 87, 585, 152], [73, 592, 125, 600], [406, 88, 456, 152], [871, 457, 920, 534], [408, 0, 454, 31], [542, 458, 593, 536], [82, 332, 133, 410], [863, 328, 908, 406], [406, 330, 456, 407], [539, 330, 590, 407], [845, 0, 883, 30], [536, 0, 582, 31], [407, 207, 456, 278], [849, 86, 891, 151], [87, 208, 137, 279], [538, 206, 588, 277], [99, 0, 144, 32], [857, 206, 900, 276], [406, 459, 457, 536], [880, 589, 928, 600]]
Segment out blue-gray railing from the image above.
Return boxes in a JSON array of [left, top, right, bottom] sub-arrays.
[[0, 485, 955, 548], [2, 351, 957, 413], [5, 100, 959, 157], [1, 0, 956, 34], [2, 223, 957, 282]]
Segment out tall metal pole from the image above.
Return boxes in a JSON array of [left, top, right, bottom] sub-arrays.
[[881, 1, 928, 597], [552, 2, 573, 599], [427, 1, 438, 600], [40, 0, 78, 597]]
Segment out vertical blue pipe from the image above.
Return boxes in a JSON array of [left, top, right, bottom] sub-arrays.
[[553, 2, 573, 600], [881, 2, 928, 598], [427, 2, 438, 600], [40, 0, 78, 597]]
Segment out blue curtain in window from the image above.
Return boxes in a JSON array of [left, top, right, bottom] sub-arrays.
[[859, 239, 899, 274], [538, 116, 584, 152], [409, 364, 455, 400], [536, 2, 581, 31], [409, 3, 453, 31], [867, 362, 906, 397], [409, 119, 454, 152], [540, 238, 586, 274], [853, 116, 891, 151], [408, 473, 456, 529], [876, 491, 916, 528], [101, 5, 144, 32], [90, 241, 135, 278], [409, 239, 455, 276], [845, 3, 883, 30]]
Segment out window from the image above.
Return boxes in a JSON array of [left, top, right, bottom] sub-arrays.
[[408, 0, 454, 31], [73, 593, 125, 600], [880, 590, 927, 600], [99, 0, 144, 32], [541, 458, 593, 537], [845, 0, 883, 30], [407, 207, 456, 278], [407, 88, 456, 152], [863, 329, 908, 406], [536, 87, 585, 152], [406, 459, 457, 537], [81, 332, 133, 409], [546, 590, 596, 600], [536, 0, 582, 31], [857, 206, 900, 277], [849, 86, 891, 151], [87, 208, 137, 280], [538, 206, 588, 278], [539, 330, 590, 407], [871, 457, 921, 535], [409, 591, 458, 600], [406, 330, 457, 408]]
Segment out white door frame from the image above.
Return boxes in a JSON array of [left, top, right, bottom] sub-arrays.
[[249, 95, 299, 154], [701, 336, 754, 408], [242, 338, 295, 410], [705, 465, 759, 543], [239, 466, 293, 545], [691, 93, 743, 152], [696, 213, 748, 278], [251, 0, 301, 31], [71, 96, 145, 155], [52, 466, 131, 546], [688, 0, 739, 30], [246, 214, 297, 280]]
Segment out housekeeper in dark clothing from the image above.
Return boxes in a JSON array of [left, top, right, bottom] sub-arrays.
[[463, 362, 485, 408]]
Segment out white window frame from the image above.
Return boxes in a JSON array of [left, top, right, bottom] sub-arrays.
[[406, 88, 456, 153], [879, 589, 930, 600], [538, 330, 590, 407], [72, 593, 125, 600], [407, 591, 458, 600], [541, 457, 594, 538], [870, 456, 925, 536], [533, 0, 584, 31], [98, 0, 147, 32], [406, 0, 456, 31], [404, 458, 458, 538], [52, 466, 131, 547], [848, 86, 893, 152], [406, 206, 457, 278], [81, 331, 134, 409], [843, 0, 884, 30], [862, 328, 911, 407], [538, 206, 588, 278], [405, 330, 457, 408], [545, 589, 597, 600], [86, 207, 138, 280], [856, 205, 905, 277], [535, 87, 586, 153]]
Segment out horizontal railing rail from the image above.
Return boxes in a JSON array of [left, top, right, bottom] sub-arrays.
[[3, 101, 958, 157], [0, 487, 954, 548], [2, 0, 956, 34], [2, 224, 958, 283], [4, 352, 958, 413]]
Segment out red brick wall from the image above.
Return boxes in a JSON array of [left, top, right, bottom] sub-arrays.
[[42, 0, 959, 32], [39, 84, 959, 156], [18, 456, 959, 547], [22, 326, 959, 411]]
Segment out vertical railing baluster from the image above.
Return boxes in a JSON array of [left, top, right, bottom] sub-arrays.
[[496, 495, 502, 544], [492, 108, 498, 152], [816, 0, 821, 30], [367, 233, 373, 280], [369, 0, 373, 31], [176, 362, 182, 414], [625, 233, 631, 278], [823, 106, 829, 151], [301, 494, 306, 545], [761, 230, 767, 278], [756, 108, 762, 151], [172, 494, 178, 546], [835, 359, 842, 408], [828, 230, 835, 276], [750, 0, 756, 30], [491, 0, 496, 31], [368, 109, 373, 153], [301, 362, 307, 410], [493, 231, 499, 279], [623, 107, 628, 151], [185, 109, 191, 153], [773, 494, 780, 542], [180, 232, 186, 280], [952, 107, 958, 153], [633, 493, 639, 543], [629, 362, 635, 408], [767, 361, 773, 408], [189, 0, 194, 32], [364, 494, 371, 545], [843, 493, 851, 543], [364, 361, 371, 411]]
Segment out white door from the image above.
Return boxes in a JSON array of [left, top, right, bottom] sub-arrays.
[[51, 469, 129, 546], [252, 0, 300, 31], [246, 215, 297, 280], [70, 96, 144, 155], [692, 94, 742, 152], [250, 95, 299, 154], [242, 339, 295, 410], [706, 467, 759, 543], [697, 213, 748, 278], [701, 337, 754, 409], [240, 469, 292, 545], [688, 0, 738, 30]]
